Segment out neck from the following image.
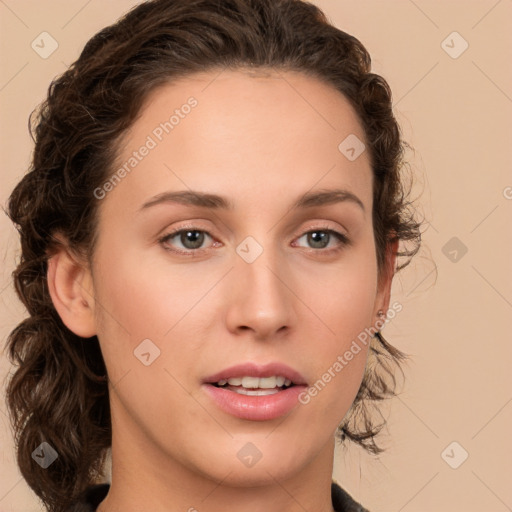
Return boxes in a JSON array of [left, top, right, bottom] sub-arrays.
[[97, 422, 337, 512]]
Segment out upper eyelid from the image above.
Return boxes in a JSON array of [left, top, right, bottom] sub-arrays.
[[159, 224, 349, 249], [161, 221, 349, 239]]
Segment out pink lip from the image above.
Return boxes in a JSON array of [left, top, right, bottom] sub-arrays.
[[203, 362, 308, 385], [202, 362, 308, 421], [203, 384, 306, 421]]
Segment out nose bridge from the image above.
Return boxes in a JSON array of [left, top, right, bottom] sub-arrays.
[[226, 233, 295, 337]]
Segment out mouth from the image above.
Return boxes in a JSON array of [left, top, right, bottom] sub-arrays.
[[203, 361, 307, 389], [202, 362, 308, 420], [210, 375, 296, 396]]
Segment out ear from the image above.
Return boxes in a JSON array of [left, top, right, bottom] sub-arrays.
[[373, 237, 399, 320], [46, 237, 96, 338]]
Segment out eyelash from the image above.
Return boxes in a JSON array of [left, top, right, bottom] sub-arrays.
[[157, 224, 351, 256]]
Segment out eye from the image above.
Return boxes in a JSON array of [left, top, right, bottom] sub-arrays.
[[158, 225, 350, 255], [158, 227, 215, 254], [294, 228, 350, 253]]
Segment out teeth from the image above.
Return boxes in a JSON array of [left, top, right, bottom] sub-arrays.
[[242, 376, 260, 388], [215, 376, 292, 388]]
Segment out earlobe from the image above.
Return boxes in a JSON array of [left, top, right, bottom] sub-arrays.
[[47, 245, 96, 338], [374, 238, 399, 319]]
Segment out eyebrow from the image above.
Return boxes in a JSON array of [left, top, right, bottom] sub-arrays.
[[139, 188, 365, 213]]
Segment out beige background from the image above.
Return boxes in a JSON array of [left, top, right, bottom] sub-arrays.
[[1, 1, 511, 511]]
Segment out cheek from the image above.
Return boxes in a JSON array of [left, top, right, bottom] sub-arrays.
[[90, 238, 230, 398], [92, 240, 199, 335], [305, 248, 378, 349], [90, 243, 194, 378], [297, 248, 377, 417], [90, 246, 205, 430]]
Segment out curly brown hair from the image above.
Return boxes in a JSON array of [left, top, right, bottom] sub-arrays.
[[4, 0, 422, 510]]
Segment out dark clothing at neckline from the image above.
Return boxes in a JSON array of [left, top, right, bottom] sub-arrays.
[[67, 481, 369, 511]]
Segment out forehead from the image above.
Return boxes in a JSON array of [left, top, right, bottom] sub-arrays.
[[135, 68, 366, 144], [103, 68, 372, 216]]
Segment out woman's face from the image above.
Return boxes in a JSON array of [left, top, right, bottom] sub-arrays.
[[84, 69, 392, 485]]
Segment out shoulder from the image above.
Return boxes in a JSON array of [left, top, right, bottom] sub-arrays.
[[331, 481, 370, 512], [64, 483, 110, 512]]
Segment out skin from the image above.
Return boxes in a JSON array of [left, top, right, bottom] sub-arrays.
[[47, 69, 397, 512]]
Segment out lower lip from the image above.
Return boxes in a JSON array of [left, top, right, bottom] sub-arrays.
[[203, 384, 306, 421]]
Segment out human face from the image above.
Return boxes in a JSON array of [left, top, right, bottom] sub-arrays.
[[89, 69, 388, 486]]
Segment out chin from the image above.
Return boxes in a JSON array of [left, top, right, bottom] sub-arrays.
[[193, 440, 311, 487]]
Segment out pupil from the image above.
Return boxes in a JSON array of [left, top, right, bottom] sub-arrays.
[[309, 231, 328, 248], [182, 230, 204, 249]]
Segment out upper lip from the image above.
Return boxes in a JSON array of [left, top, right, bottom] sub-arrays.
[[203, 362, 308, 386]]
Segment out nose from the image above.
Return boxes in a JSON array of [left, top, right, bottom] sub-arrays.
[[224, 241, 297, 341]]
